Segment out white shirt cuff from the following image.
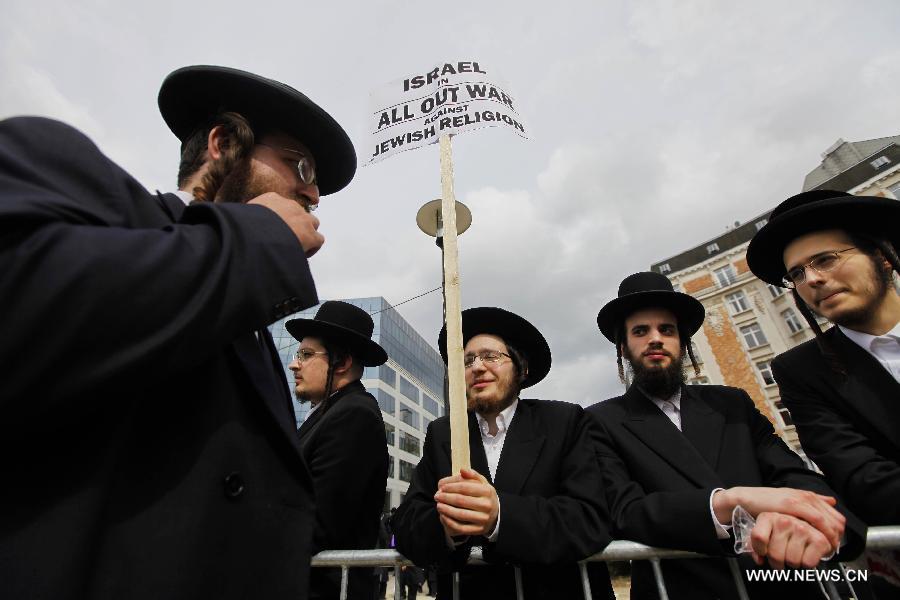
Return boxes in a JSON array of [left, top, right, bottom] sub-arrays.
[[710, 488, 732, 540]]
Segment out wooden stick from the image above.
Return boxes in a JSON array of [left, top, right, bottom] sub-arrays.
[[439, 134, 471, 473]]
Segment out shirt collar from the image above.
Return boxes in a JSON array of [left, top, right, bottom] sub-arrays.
[[839, 320, 900, 352], [172, 190, 193, 206], [475, 397, 519, 438], [642, 385, 682, 408]]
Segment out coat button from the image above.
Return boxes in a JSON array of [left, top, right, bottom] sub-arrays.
[[223, 472, 245, 499]]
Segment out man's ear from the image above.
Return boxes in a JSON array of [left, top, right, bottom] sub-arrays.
[[332, 354, 355, 376], [207, 125, 228, 161]]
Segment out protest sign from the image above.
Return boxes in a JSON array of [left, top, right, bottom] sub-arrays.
[[367, 61, 528, 164]]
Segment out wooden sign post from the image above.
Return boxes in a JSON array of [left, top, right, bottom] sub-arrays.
[[438, 134, 471, 474]]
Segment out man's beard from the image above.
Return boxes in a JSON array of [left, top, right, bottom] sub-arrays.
[[625, 347, 686, 398], [823, 260, 893, 330], [467, 377, 519, 416], [214, 157, 255, 203]]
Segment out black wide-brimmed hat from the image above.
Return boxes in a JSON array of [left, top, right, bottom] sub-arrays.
[[746, 189, 900, 286], [597, 271, 706, 343], [437, 307, 551, 388], [286, 301, 387, 367], [158, 65, 356, 196]]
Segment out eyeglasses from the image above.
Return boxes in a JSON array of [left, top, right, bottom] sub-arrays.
[[294, 348, 328, 363], [258, 143, 317, 187], [463, 351, 511, 369], [782, 247, 857, 288]]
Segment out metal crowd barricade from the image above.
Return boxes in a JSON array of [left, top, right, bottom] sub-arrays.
[[311, 526, 900, 600]]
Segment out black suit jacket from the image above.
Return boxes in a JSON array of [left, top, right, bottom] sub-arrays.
[[773, 327, 900, 526], [393, 399, 615, 600], [298, 381, 389, 599], [588, 384, 866, 600], [0, 117, 319, 599]]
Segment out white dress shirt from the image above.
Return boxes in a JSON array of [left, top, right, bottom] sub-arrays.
[[648, 388, 731, 539], [839, 321, 900, 383]]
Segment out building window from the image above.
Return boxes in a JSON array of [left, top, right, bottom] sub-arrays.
[[399, 431, 421, 457], [706, 243, 720, 255], [782, 308, 804, 334], [775, 400, 794, 426], [380, 364, 396, 387], [422, 394, 440, 416], [767, 283, 785, 299], [399, 403, 421, 430], [755, 219, 768, 231], [368, 388, 396, 416], [659, 263, 671, 274], [725, 291, 750, 315], [399, 459, 416, 483], [399, 376, 419, 404], [384, 423, 395, 446], [889, 182, 900, 199], [714, 265, 737, 288], [689, 377, 710, 385], [870, 155, 891, 169], [740, 323, 768, 349], [756, 361, 775, 385]]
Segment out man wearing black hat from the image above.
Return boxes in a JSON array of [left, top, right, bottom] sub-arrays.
[[0, 66, 356, 599], [747, 190, 900, 594], [747, 190, 900, 530], [588, 272, 865, 600], [392, 307, 615, 600], [285, 301, 389, 600]]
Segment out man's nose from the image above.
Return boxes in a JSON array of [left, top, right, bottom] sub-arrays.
[[804, 265, 827, 286], [298, 183, 320, 212], [288, 358, 300, 372]]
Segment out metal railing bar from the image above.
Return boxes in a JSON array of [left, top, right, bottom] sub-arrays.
[[650, 558, 670, 600], [578, 562, 594, 600], [727, 558, 750, 600], [514, 565, 523, 600], [339, 566, 348, 600]]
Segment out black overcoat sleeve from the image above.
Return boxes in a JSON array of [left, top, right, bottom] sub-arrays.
[[0, 117, 317, 434], [392, 420, 463, 567], [773, 353, 900, 527]]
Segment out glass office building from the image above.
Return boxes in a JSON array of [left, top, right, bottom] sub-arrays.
[[269, 296, 446, 509]]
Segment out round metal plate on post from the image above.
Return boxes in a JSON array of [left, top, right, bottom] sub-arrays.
[[416, 198, 472, 238]]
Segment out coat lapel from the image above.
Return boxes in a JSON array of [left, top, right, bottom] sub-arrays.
[[622, 385, 722, 488], [834, 329, 900, 445], [297, 404, 324, 440], [493, 401, 546, 495], [679, 385, 726, 471], [232, 331, 306, 459], [154, 191, 186, 221]]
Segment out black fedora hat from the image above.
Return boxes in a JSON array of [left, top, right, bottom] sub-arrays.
[[437, 307, 551, 388], [158, 65, 356, 196], [747, 189, 900, 286], [597, 272, 706, 343], [286, 301, 387, 367]]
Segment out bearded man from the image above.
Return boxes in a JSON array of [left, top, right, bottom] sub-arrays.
[[0, 65, 355, 599], [587, 272, 866, 600], [392, 307, 615, 600], [747, 190, 900, 596]]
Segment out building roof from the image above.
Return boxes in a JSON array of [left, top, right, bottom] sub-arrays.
[[803, 135, 900, 191], [651, 213, 770, 275]]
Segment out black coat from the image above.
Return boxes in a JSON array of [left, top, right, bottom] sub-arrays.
[[298, 381, 389, 599], [773, 326, 900, 526], [393, 399, 615, 600], [0, 117, 319, 599], [587, 383, 866, 600]]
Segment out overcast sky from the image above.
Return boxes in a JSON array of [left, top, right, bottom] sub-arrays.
[[4, 0, 899, 405]]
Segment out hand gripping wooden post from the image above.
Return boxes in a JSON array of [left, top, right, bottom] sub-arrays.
[[439, 134, 471, 474]]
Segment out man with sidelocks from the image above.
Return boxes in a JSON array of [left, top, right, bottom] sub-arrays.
[[0, 65, 355, 599], [285, 301, 389, 600], [588, 271, 865, 600], [747, 189, 900, 595], [393, 307, 615, 600]]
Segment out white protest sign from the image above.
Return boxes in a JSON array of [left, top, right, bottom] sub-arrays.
[[367, 61, 528, 164]]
